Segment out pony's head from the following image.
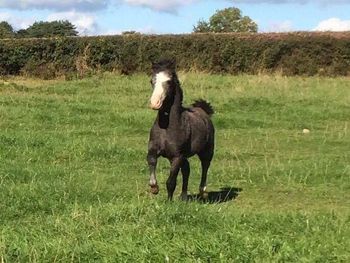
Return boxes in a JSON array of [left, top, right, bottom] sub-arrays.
[[149, 59, 177, 110]]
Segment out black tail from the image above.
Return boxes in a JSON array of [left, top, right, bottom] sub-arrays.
[[192, 99, 214, 116]]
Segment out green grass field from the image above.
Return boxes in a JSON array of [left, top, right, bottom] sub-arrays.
[[1, 73, 349, 262]]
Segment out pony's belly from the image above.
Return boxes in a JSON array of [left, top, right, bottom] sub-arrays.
[[158, 138, 179, 158]]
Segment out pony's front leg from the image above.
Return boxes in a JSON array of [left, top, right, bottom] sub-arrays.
[[180, 159, 190, 201], [147, 151, 159, 194], [166, 157, 183, 201]]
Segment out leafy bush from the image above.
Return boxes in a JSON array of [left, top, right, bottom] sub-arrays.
[[0, 32, 349, 78]]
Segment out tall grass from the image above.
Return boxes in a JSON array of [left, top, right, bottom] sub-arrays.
[[0, 74, 349, 262]]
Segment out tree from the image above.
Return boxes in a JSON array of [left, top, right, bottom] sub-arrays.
[[16, 29, 28, 38], [0, 21, 15, 38], [122, 31, 140, 35], [24, 20, 78, 38], [192, 20, 211, 33], [193, 7, 258, 33]]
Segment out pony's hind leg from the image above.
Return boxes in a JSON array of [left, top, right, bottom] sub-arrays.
[[199, 152, 213, 197], [147, 150, 159, 194], [180, 159, 190, 201], [166, 157, 183, 200]]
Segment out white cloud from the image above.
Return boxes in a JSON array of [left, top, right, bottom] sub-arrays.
[[138, 25, 157, 34], [47, 11, 98, 35], [314, 18, 350, 31], [0, 12, 35, 30], [123, 0, 197, 12], [264, 20, 293, 32], [0, 10, 98, 35], [0, 0, 108, 11], [0, 0, 199, 13], [232, 0, 350, 4], [0, 0, 349, 14], [102, 26, 157, 35], [103, 29, 122, 35]]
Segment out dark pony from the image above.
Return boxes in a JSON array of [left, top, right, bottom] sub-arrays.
[[147, 60, 215, 200]]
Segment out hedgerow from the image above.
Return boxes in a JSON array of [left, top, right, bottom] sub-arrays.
[[0, 32, 349, 78]]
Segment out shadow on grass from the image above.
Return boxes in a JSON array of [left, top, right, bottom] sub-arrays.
[[187, 187, 242, 204]]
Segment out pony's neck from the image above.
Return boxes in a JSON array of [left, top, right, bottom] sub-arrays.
[[158, 76, 183, 129], [171, 76, 183, 113]]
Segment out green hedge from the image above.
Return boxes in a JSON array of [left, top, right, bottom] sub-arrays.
[[0, 32, 350, 78]]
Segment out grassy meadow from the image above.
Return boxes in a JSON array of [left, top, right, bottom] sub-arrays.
[[0, 73, 349, 262]]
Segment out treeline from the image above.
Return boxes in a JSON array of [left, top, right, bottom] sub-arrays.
[[0, 20, 77, 38], [0, 32, 349, 78]]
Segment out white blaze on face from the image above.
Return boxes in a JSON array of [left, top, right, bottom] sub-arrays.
[[150, 71, 171, 110]]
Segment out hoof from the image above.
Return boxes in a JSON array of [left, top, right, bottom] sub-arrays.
[[201, 192, 208, 199], [150, 185, 159, 195], [199, 189, 208, 200], [180, 193, 188, 201]]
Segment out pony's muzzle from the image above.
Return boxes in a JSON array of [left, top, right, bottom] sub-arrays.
[[150, 101, 162, 110]]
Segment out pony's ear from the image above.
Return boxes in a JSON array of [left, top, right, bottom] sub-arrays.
[[150, 61, 156, 73], [169, 58, 176, 70], [151, 58, 177, 71], [151, 60, 156, 69]]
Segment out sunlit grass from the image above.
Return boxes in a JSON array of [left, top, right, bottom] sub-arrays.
[[0, 73, 349, 261]]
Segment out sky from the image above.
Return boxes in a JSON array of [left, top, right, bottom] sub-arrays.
[[0, 0, 350, 35]]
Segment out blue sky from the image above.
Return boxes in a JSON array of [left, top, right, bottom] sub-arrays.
[[0, 1, 350, 35]]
